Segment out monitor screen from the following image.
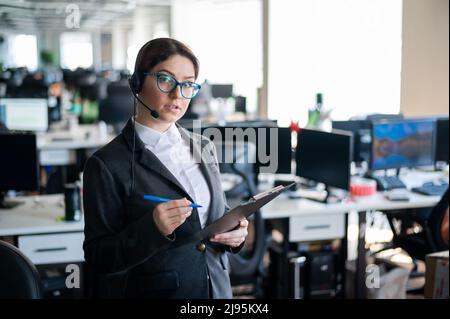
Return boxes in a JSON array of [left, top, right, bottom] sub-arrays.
[[332, 120, 371, 163], [210, 84, 233, 99], [275, 127, 292, 174], [0, 133, 39, 191], [296, 129, 352, 190], [436, 117, 449, 163], [196, 125, 280, 175], [0, 98, 48, 132], [371, 120, 435, 170]]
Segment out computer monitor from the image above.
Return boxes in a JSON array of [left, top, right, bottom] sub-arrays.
[[275, 127, 292, 174], [332, 120, 371, 163], [296, 128, 353, 191], [0, 133, 39, 207], [211, 84, 233, 99], [370, 119, 435, 171], [0, 98, 48, 132], [436, 117, 449, 163], [196, 125, 281, 175]]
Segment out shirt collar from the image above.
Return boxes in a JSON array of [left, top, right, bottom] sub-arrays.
[[134, 120, 181, 148]]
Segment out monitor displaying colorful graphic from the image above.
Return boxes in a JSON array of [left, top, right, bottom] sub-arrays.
[[371, 120, 435, 170]]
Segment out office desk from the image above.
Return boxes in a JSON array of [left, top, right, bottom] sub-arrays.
[[37, 124, 115, 165], [0, 170, 446, 298], [261, 170, 446, 298], [0, 194, 84, 265]]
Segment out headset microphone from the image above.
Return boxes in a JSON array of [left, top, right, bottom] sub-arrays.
[[128, 76, 160, 119], [132, 91, 160, 119]]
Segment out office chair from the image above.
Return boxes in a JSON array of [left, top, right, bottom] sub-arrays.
[[0, 240, 43, 299], [394, 189, 449, 261], [98, 82, 134, 133], [372, 189, 449, 285], [217, 141, 270, 298]]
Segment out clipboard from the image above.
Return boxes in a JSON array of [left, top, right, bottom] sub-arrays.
[[195, 182, 296, 241]]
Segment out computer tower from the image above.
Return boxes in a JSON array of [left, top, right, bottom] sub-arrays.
[[303, 251, 338, 299], [37, 262, 85, 299], [266, 244, 306, 299]]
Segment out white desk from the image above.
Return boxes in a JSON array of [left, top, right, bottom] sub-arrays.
[[37, 124, 115, 165], [0, 194, 84, 265], [261, 170, 446, 240], [262, 191, 442, 219], [260, 169, 447, 298]]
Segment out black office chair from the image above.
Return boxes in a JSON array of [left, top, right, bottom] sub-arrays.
[[0, 240, 43, 299], [373, 189, 449, 283], [217, 141, 270, 298], [393, 188, 449, 261], [98, 82, 134, 133]]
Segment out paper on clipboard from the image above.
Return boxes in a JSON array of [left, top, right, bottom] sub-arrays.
[[195, 182, 296, 241]]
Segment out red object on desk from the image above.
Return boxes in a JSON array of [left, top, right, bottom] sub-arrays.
[[350, 178, 377, 197]]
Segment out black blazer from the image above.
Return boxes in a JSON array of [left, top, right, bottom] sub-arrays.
[[83, 119, 240, 299]]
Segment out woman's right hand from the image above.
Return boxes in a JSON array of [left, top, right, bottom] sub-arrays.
[[152, 198, 193, 237]]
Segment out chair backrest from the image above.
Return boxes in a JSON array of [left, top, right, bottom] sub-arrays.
[[98, 83, 134, 128], [428, 188, 449, 252], [218, 141, 256, 198], [0, 240, 43, 299], [216, 141, 269, 286]]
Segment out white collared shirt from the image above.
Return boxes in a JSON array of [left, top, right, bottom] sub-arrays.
[[135, 120, 211, 228]]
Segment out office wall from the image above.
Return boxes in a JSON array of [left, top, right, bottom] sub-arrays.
[[400, 0, 449, 117]]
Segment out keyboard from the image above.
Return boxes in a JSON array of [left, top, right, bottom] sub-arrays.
[[411, 183, 449, 197], [372, 176, 407, 191]]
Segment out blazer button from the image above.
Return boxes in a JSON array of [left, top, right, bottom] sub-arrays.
[[196, 242, 206, 252]]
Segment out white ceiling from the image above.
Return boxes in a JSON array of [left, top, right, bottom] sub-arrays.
[[0, 0, 171, 32]]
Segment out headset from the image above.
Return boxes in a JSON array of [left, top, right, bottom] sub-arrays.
[[128, 40, 160, 120], [119, 41, 162, 293], [127, 40, 162, 220]]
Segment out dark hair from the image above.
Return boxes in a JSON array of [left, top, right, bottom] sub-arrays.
[[134, 38, 199, 79]]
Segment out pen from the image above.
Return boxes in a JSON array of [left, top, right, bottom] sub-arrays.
[[143, 195, 203, 208]]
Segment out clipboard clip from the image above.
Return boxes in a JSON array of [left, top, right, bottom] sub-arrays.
[[251, 183, 295, 201]]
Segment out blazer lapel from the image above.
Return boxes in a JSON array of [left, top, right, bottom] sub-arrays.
[[122, 119, 194, 203], [137, 149, 192, 199], [123, 119, 224, 233]]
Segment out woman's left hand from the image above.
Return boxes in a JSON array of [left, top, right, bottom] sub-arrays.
[[210, 219, 249, 248]]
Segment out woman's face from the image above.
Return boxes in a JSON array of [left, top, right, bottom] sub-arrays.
[[139, 54, 196, 124]]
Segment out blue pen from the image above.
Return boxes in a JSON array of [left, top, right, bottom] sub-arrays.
[[143, 195, 203, 208]]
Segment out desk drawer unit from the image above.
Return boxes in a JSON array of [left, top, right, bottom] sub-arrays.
[[18, 232, 84, 265], [289, 214, 345, 242]]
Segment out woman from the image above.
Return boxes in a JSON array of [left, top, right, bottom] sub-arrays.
[[83, 38, 248, 299]]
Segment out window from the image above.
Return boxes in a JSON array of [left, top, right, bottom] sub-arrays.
[[8, 34, 38, 71], [172, 0, 263, 115], [60, 32, 93, 70], [268, 0, 403, 126]]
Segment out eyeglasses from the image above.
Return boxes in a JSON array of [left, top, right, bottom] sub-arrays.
[[143, 72, 201, 99]]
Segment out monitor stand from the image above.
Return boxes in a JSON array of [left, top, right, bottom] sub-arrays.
[[0, 192, 24, 209]]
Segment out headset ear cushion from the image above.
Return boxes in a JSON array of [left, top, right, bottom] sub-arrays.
[[130, 73, 141, 94]]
